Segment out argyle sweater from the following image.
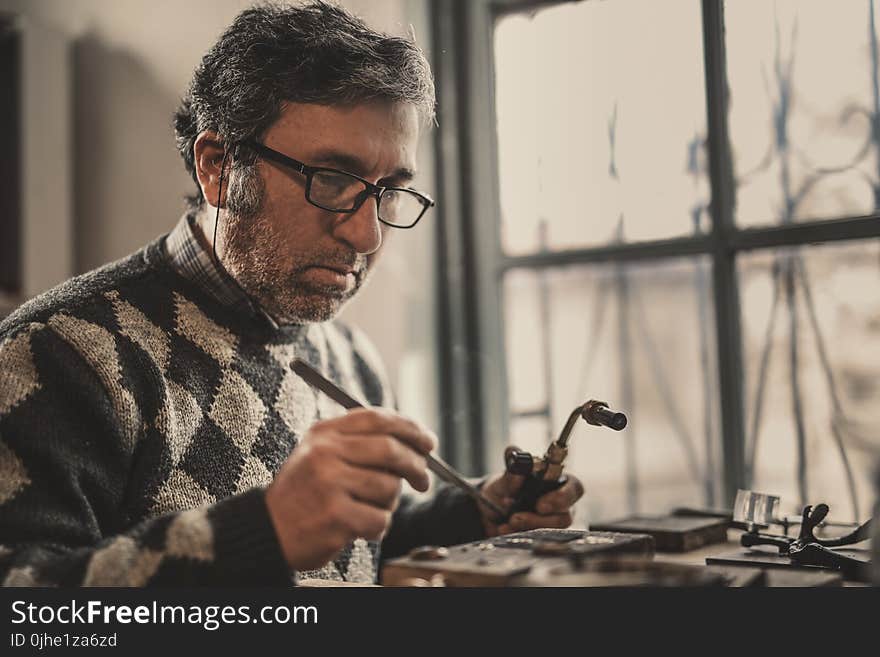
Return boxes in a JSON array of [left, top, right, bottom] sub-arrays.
[[0, 234, 485, 586]]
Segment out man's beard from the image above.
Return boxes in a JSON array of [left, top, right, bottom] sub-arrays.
[[216, 164, 369, 324]]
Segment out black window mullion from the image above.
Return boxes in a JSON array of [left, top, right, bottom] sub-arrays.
[[702, 0, 746, 506], [499, 235, 713, 271], [731, 215, 880, 251], [432, 0, 485, 474]]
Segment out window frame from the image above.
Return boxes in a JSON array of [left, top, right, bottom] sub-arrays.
[[430, 0, 880, 503]]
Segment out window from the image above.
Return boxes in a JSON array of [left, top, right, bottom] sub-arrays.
[[433, 0, 880, 523]]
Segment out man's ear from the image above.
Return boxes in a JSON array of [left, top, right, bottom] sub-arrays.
[[193, 131, 229, 208]]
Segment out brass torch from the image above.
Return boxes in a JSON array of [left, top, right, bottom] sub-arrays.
[[504, 400, 627, 516]]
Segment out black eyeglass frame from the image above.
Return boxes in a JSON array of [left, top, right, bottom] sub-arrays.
[[244, 140, 435, 229]]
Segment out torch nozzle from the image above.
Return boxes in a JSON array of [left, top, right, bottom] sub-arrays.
[[582, 400, 628, 431]]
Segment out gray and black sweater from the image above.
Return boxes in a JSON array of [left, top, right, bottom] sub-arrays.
[[0, 233, 485, 586]]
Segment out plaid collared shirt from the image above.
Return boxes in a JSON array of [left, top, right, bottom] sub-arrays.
[[165, 213, 255, 313]]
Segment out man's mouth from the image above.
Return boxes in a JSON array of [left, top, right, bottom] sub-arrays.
[[322, 264, 356, 276], [299, 264, 359, 290]]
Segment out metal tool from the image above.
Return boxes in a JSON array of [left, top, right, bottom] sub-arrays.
[[503, 400, 627, 516], [733, 488, 780, 530], [290, 358, 506, 518], [740, 502, 873, 582]]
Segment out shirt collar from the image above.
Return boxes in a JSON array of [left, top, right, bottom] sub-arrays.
[[165, 212, 254, 312]]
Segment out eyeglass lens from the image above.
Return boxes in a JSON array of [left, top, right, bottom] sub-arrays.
[[309, 170, 425, 227]]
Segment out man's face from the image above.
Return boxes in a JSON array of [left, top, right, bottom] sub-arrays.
[[218, 100, 421, 323]]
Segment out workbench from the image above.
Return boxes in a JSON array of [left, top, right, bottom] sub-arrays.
[[375, 527, 872, 586]]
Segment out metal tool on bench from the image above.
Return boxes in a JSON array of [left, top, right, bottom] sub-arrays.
[[290, 358, 506, 518], [732, 488, 779, 528], [503, 400, 627, 517], [739, 502, 873, 582]]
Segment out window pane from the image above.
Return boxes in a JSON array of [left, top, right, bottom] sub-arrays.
[[502, 257, 721, 523], [508, 416, 551, 469], [503, 269, 549, 413], [726, 0, 880, 226], [494, 0, 709, 255], [740, 240, 880, 522]]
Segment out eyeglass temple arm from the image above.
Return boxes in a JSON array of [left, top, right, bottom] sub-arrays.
[[245, 141, 306, 174]]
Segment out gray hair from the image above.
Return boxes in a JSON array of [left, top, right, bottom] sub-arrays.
[[174, 1, 435, 209]]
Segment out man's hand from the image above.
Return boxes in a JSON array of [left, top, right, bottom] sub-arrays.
[[478, 471, 585, 537], [264, 407, 436, 571]]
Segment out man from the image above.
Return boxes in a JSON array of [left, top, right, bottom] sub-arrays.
[[0, 1, 582, 586]]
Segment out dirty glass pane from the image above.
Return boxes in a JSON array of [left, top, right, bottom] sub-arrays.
[[726, 0, 880, 226], [494, 0, 709, 255], [740, 240, 880, 522]]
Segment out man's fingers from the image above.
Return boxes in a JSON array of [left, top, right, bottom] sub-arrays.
[[327, 407, 437, 454], [499, 473, 526, 498], [335, 497, 393, 541], [339, 463, 402, 510], [333, 433, 430, 492], [494, 523, 514, 536], [508, 510, 573, 530], [483, 472, 525, 502], [535, 477, 585, 514]]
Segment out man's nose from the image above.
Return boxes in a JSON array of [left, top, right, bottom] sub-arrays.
[[332, 193, 383, 255]]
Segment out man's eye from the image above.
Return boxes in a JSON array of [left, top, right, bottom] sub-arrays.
[[316, 172, 356, 192]]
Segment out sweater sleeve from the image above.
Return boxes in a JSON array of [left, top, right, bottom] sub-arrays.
[[0, 322, 291, 587], [380, 478, 489, 560]]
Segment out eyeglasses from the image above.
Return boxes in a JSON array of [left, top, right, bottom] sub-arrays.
[[244, 141, 435, 229]]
